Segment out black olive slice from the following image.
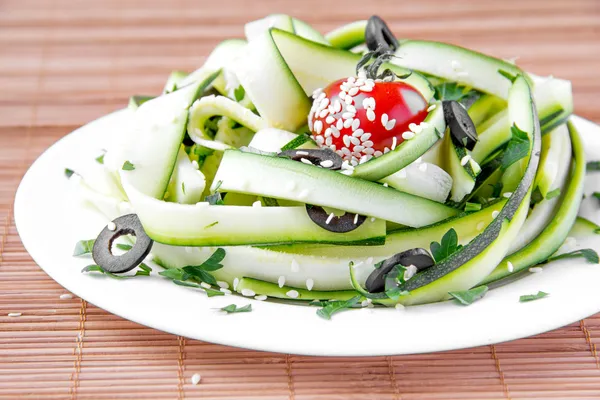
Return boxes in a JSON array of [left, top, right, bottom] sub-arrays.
[[365, 248, 434, 293], [278, 149, 342, 170], [92, 214, 153, 274], [305, 205, 366, 233], [365, 15, 399, 53], [443, 100, 478, 151]]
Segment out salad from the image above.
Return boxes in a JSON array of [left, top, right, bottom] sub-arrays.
[[69, 15, 599, 319]]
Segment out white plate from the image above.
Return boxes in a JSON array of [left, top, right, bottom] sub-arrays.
[[14, 111, 600, 356]]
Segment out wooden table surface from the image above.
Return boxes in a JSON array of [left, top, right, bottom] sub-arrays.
[[2, 0, 600, 399]]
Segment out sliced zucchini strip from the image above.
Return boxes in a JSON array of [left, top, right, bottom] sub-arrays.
[[324, 20, 367, 50]]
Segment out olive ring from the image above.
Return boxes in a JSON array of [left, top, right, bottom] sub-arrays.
[[92, 214, 154, 273], [305, 205, 366, 233]]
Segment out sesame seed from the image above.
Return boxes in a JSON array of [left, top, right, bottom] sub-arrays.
[[347, 105, 357, 114], [318, 159, 334, 169], [354, 214, 359, 224], [362, 98, 370, 108], [402, 131, 415, 140], [360, 132, 371, 142], [347, 76, 356, 83], [220, 288, 232, 294], [384, 147, 390, 154], [410, 123, 422, 133], [325, 136, 333, 146], [353, 145, 365, 153], [320, 98, 330, 109], [306, 279, 314, 291], [325, 116, 335, 124], [300, 158, 313, 165], [326, 213, 335, 224], [404, 265, 418, 281], [503, 192, 513, 198], [419, 163, 428, 172], [507, 262, 514, 272], [363, 147, 375, 155], [286, 290, 300, 299], [314, 120, 323, 134], [215, 281, 229, 290], [340, 170, 353, 175], [336, 150, 344, 157], [60, 294, 73, 300], [477, 221, 485, 231], [316, 92, 326, 101], [343, 135, 351, 148], [352, 129, 364, 138], [360, 155, 369, 164], [350, 137, 361, 146], [329, 144, 337, 151], [291, 259, 300, 272], [366, 109, 376, 121], [370, 217, 376, 222], [336, 118, 344, 130], [352, 119, 360, 131], [381, 113, 389, 126], [374, 150, 383, 157], [360, 85, 373, 92], [529, 267, 543, 273], [315, 135, 324, 145], [339, 91, 347, 100], [361, 299, 369, 308], [107, 222, 116, 231], [233, 278, 240, 290], [391, 137, 397, 150], [363, 140, 374, 149], [8, 312, 21, 317], [342, 112, 354, 119], [345, 96, 353, 105], [386, 120, 396, 131], [330, 126, 340, 138], [334, 100, 342, 113], [329, 105, 335, 114], [319, 109, 329, 118], [460, 155, 472, 166], [341, 147, 352, 157], [191, 160, 199, 169], [348, 87, 359, 96], [427, 104, 437, 112], [383, 182, 388, 187], [395, 303, 405, 311], [191, 373, 201, 385], [416, 157, 423, 163], [200, 282, 212, 289], [323, 128, 332, 138], [358, 69, 367, 79], [278, 276, 286, 288], [343, 119, 353, 129], [252, 200, 262, 207], [420, 121, 430, 129], [255, 294, 267, 301], [492, 211, 500, 218]]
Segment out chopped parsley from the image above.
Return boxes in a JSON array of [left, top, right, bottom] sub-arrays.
[[430, 228, 462, 263], [547, 248, 599, 264], [204, 221, 219, 229], [234, 86, 245, 102], [181, 182, 186, 195], [519, 291, 549, 302], [73, 239, 95, 256], [434, 81, 478, 104], [116, 243, 133, 251], [501, 124, 530, 171], [316, 296, 361, 320], [95, 153, 105, 164], [64, 168, 75, 178], [449, 286, 488, 305], [122, 161, 135, 171], [220, 304, 252, 314], [281, 133, 313, 151], [464, 202, 482, 213], [82, 263, 152, 279]]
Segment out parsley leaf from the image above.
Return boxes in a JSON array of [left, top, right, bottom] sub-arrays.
[[593, 192, 600, 202], [281, 133, 312, 151], [587, 161, 600, 171], [158, 268, 190, 281], [64, 168, 75, 178], [434, 81, 478, 103], [430, 228, 460, 263], [464, 202, 482, 213], [122, 161, 135, 171], [181, 182, 186, 195], [73, 239, 95, 256], [498, 69, 518, 83], [172, 280, 224, 297], [548, 249, 599, 264], [546, 188, 561, 200], [449, 286, 488, 305], [116, 244, 133, 251], [519, 291, 549, 302], [234, 86, 245, 102], [220, 304, 252, 314], [81, 264, 147, 280], [316, 296, 361, 320], [501, 124, 530, 171], [95, 153, 105, 164]]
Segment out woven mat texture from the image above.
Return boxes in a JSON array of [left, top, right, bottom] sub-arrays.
[[2, 0, 600, 398]]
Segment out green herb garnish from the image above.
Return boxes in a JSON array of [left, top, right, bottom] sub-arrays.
[[204, 116, 221, 138], [587, 161, 600, 171], [530, 187, 544, 205], [430, 228, 461, 263], [449, 286, 488, 305], [546, 188, 561, 200], [181, 182, 186, 195], [172, 280, 224, 297], [115, 244, 133, 251], [490, 182, 503, 198], [204, 221, 219, 229], [547, 249, 599, 264], [220, 304, 252, 314], [498, 69, 518, 83], [434, 81, 478, 103], [501, 124, 530, 171], [316, 296, 361, 320], [122, 161, 135, 171], [281, 133, 312, 151], [64, 168, 75, 178], [519, 291, 548, 302], [82, 264, 149, 280], [95, 153, 105, 164], [464, 202, 482, 213], [73, 239, 95, 256], [234, 86, 245, 102]]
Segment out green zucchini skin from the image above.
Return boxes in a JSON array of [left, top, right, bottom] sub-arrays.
[[324, 20, 367, 50], [236, 278, 359, 301], [481, 120, 586, 285]]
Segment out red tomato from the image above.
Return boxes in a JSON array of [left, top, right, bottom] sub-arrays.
[[309, 77, 429, 165]]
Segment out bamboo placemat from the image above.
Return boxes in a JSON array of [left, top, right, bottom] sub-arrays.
[[2, 0, 600, 398]]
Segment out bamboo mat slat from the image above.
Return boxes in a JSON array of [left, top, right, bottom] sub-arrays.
[[1, 0, 600, 398]]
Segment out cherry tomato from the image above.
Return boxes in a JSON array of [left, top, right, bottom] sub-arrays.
[[309, 77, 429, 165]]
